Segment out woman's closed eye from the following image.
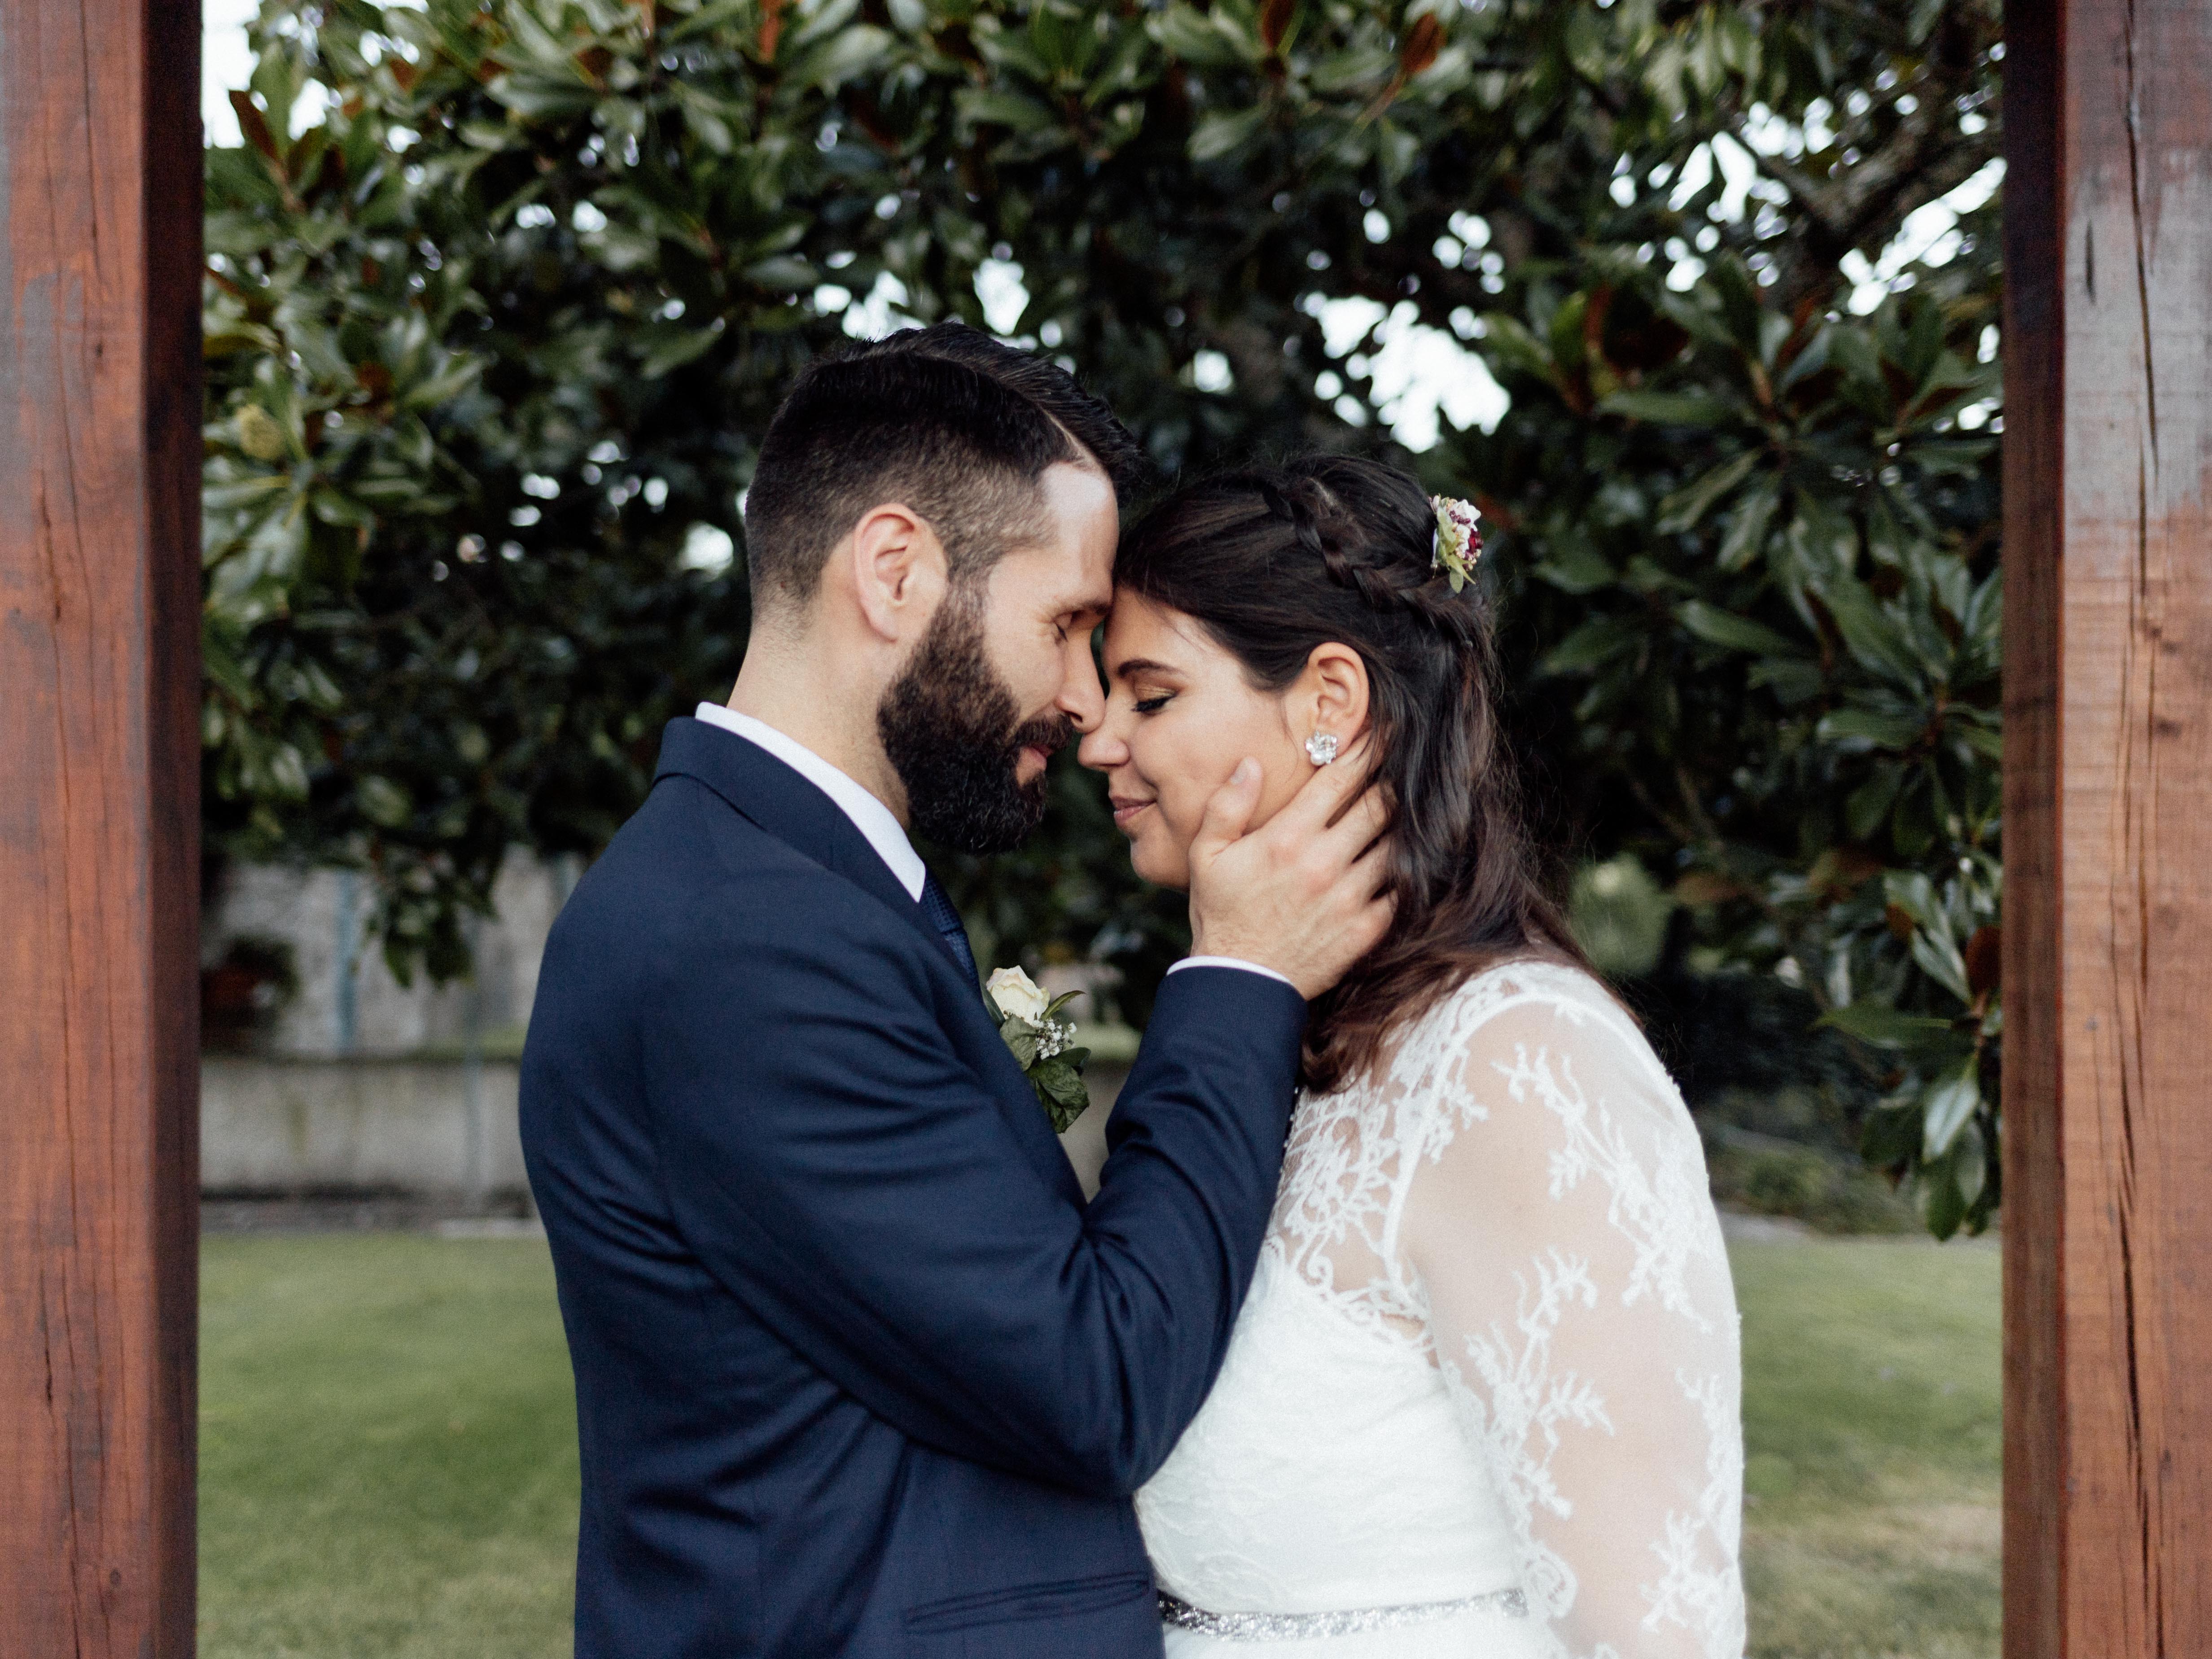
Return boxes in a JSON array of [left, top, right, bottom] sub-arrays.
[[1133, 693, 1174, 714]]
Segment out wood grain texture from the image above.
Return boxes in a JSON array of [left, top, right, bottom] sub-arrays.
[[0, 2, 202, 1654], [2001, 2, 2064, 1652], [2003, 0, 2212, 1654]]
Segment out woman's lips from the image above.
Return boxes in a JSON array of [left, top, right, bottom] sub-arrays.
[[1110, 797, 1153, 830]]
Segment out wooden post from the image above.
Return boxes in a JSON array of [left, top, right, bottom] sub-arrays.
[[2003, 0, 2212, 1653], [0, 2, 202, 1654]]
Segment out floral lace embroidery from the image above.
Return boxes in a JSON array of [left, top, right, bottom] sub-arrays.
[[1645, 1369, 1746, 1641], [1266, 962, 1745, 1659], [1436, 1249, 1610, 1629]]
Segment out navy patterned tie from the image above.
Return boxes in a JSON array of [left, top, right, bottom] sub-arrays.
[[920, 871, 979, 985]]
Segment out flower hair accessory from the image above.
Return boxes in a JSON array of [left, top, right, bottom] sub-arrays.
[[1429, 495, 1483, 593]]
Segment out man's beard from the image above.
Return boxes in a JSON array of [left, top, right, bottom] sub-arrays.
[[877, 592, 1071, 855]]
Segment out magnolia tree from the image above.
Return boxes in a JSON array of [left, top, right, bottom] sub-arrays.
[[205, 0, 2002, 1233]]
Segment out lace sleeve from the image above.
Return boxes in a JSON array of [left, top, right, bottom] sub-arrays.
[[1398, 971, 1744, 1659]]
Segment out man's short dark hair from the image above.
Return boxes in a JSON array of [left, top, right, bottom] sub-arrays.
[[743, 324, 1148, 611]]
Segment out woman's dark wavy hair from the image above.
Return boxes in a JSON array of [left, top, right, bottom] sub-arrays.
[[1115, 454, 1597, 1094]]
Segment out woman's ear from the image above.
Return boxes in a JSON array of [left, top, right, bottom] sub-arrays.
[[1301, 641, 1371, 746]]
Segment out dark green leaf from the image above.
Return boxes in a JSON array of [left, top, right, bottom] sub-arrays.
[[1717, 477, 1780, 572], [1190, 107, 1268, 162], [1817, 1002, 1957, 1049], [1600, 390, 1738, 428], [1542, 614, 1644, 676], [1656, 449, 1762, 534], [1676, 601, 1805, 658], [1817, 707, 1927, 749], [1921, 1057, 1982, 1160], [958, 88, 1060, 133], [1532, 532, 1615, 594], [638, 323, 726, 377]]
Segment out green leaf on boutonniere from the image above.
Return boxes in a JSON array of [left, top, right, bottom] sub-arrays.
[[1032, 1055, 1093, 1134]]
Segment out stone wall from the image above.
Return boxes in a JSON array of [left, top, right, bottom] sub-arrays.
[[201, 1055, 526, 1199], [202, 1052, 1132, 1201], [201, 854, 1134, 1200], [204, 853, 578, 1059]]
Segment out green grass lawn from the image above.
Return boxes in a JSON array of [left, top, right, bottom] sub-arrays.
[[200, 1236, 579, 1659], [1734, 1237, 2002, 1659], [200, 1231, 2000, 1658]]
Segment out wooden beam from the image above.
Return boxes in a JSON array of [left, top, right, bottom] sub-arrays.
[[0, 2, 203, 1654], [2003, 0, 2212, 1653]]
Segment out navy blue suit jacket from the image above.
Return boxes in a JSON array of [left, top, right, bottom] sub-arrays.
[[520, 718, 1308, 1657]]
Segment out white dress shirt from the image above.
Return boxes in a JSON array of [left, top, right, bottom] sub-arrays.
[[693, 702, 926, 899], [689, 703, 1292, 991]]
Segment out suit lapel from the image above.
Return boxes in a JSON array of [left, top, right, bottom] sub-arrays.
[[652, 719, 1082, 1205], [654, 718, 945, 963]]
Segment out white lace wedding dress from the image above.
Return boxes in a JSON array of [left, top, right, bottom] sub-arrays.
[[1136, 961, 1745, 1658]]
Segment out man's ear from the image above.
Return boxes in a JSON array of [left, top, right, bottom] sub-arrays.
[[1301, 641, 1371, 744], [845, 503, 949, 643]]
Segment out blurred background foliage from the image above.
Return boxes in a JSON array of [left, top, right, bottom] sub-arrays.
[[204, 0, 2002, 1234]]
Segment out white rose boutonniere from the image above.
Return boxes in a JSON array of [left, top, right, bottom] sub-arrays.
[[984, 966, 1092, 1133]]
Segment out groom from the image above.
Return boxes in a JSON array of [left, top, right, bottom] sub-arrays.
[[521, 325, 1389, 1658]]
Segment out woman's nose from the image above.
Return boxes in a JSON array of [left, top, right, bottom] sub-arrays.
[[1077, 721, 1127, 771]]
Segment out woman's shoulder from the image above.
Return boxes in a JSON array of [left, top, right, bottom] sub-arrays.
[[1453, 954, 1620, 1013], [1386, 955, 1682, 1124], [1409, 955, 1643, 1051], [1394, 961, 1727, 1314]]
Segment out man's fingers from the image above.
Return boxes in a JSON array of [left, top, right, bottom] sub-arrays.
[[1349, 892, 1396, 959], [1330, 861, 1397, 963], [1347, 839, 1397, 901], [1314, 738, 1382, 830], [1348, 833, 1394, 892], [1296, 838, 1394, 969], [1319, 784, 1393, 858], [1191, 757, 1263, 858]]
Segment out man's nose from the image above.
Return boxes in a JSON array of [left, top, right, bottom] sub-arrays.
[[1058, 644, 1105, 732]]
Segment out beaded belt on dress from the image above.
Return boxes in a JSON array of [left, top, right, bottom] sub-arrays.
[[1158, 1586, 1528, 1640]]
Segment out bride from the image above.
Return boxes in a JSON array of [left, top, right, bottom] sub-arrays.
[[1076, 455, 1745, 1658]]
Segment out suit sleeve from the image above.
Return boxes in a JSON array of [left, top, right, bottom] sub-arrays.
[[641, 884, 1305, 1498]]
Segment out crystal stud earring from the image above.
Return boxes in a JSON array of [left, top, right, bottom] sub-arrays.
[[1305, 731, 1340, 767]]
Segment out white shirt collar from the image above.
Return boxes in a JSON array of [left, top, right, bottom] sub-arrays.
[[691, 703, 928, 902]]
